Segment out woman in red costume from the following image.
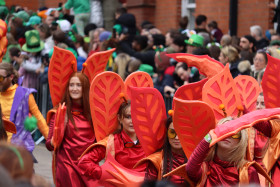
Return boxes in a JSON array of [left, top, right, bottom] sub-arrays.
[[145, 116, 189, 186], [46, 72, 95, 187], [78, 100, 146, 180], [186, 117, 260, 186]]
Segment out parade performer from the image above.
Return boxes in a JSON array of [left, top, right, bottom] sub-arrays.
[[251, 53, 280, 186], [0, 63, 48, 152], [78, 70, 156, 186], [144, 116, 188, 186], [161, 53, 272, 186], [45, 46, 115, 187]]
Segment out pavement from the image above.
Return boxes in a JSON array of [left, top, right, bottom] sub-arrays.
[[33, 143, 54, 185]]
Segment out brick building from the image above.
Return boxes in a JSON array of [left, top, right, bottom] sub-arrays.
[[6, 0, 276, 37]]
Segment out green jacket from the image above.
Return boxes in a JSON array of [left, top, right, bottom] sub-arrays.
[[64, 0, 90, 14]]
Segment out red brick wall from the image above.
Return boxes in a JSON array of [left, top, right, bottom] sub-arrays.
[[154, 0, 181, 34], [196, 0, 230, 35], [6, 0, 63, 11], [127, 0, 156, 29], [196, 0, 274, 37]]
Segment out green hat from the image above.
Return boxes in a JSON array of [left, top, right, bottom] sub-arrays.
[[184, 34, 204, 47], [26, 16, 41, 26], [13, 11, 30, 22], [138, 64, 154, 76], [22, 30, 44, 53], [270, 40, 280, 46]]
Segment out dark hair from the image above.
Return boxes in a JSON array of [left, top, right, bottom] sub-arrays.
[[38, 23, 51, 38], [116, 7, 127, 16], [84, 23, 97, 36], [152, 34, 166, 46], [162, 116, 187, 178], [166, 29, 181, 40], [192, 47, 211, 56], [0, 63, 19, 84], [208, 45, 221, 61], [179, 16, 189, 29], [9, 47, 21, 58], [60, 72, 92, 129], [53, 30, 76, 50], [114, 100, 131, 133], [195, 15, 207, 26], [208, 21, 218, 29], [173, 35, 187, 52], [133, 35, 148, 50], [141, 20, 153, 29]]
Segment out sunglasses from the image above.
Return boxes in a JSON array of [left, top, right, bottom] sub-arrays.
[[231, 132, 241, 139], [0, 74, 10, 82], [168, 128, 178, 139]]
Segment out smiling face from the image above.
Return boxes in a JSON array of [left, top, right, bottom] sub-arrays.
[[168, 122, 182, 151], [119, 106, 135, 136], [68, 76, 82, 101]]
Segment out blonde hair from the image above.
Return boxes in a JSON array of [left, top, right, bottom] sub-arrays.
[[115, 53, 130, 80], [205, 117, 248, 169], [221, 45, 239, 63]]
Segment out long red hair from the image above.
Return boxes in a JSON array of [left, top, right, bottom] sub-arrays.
[[60, 72, 92, 129]]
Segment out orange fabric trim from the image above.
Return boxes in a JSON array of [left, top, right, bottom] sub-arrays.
[[105, 134, 115, 159], [47, 109, 57, 125], [263, 119, 280, 173]]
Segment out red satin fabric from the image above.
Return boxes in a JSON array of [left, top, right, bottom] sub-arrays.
[[114, 130, 146, 171], [271, 160, 280, 187], [254, 130, 269, 168], [205, 155, 259, 187], [145, 152, 188, 186], [46, 106, 95, 187], [78, 130, 146, 180]]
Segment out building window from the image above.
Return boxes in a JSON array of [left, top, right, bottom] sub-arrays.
[[181, 0, 196, 30]]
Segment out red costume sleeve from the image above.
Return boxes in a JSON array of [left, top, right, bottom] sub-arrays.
[[185, 139, 210, 183], [248, 166, 260, 183], [78, 145, 106, 180], [254, 121, 272, 137], [45, 114, 55, 151], [145, 162, 158, 180]]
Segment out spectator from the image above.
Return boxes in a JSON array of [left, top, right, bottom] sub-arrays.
[[179, 16, 189, 33], [208, 20, 223, 43], [195, 14, 208, 33], [251, 50, 268, 82], [63, 0, 90, 36], [75, 35, 88, 59], [3, 33, 21, 63], [37, 23, 54, 56], [220, 34, 232, 47], [132, 35, 148, 52], [250, 25, 269, 50], [185, 34, 204, 54], [170, 34, 187, 53], [9, 47, 21, 71], [240, 35, 256, 53], [219, 45, 240, 78]]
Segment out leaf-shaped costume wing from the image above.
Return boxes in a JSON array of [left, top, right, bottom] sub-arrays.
[[90, 72, 125, 141], [174, 78, 208, 101], [209, 108, 280, 147], [53, 103, 66, 150], [262, 54, 280, 108], [83, 48, 115, 83], [48, 46, 77, 107], [234, 75, 261, 112], [130, 87, 166, 156], [172, 98, 216, 158], [91, 153, 145, 187], [124, 72, 154, 99], [167, 53, 224, 78], [0, 19, 8, 62], [202, 64, 242, 120]]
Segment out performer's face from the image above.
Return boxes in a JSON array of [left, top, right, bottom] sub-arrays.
[[0, 69, 12, 92], [217, 134, 240, 150], [120, 106, 135, 135], [68, 77, 82, 101], [256, 95, 265, 110], [168, 122, 182, 150]]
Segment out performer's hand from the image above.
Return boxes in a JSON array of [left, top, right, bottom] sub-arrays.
[[78, 158, 102, 180]]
